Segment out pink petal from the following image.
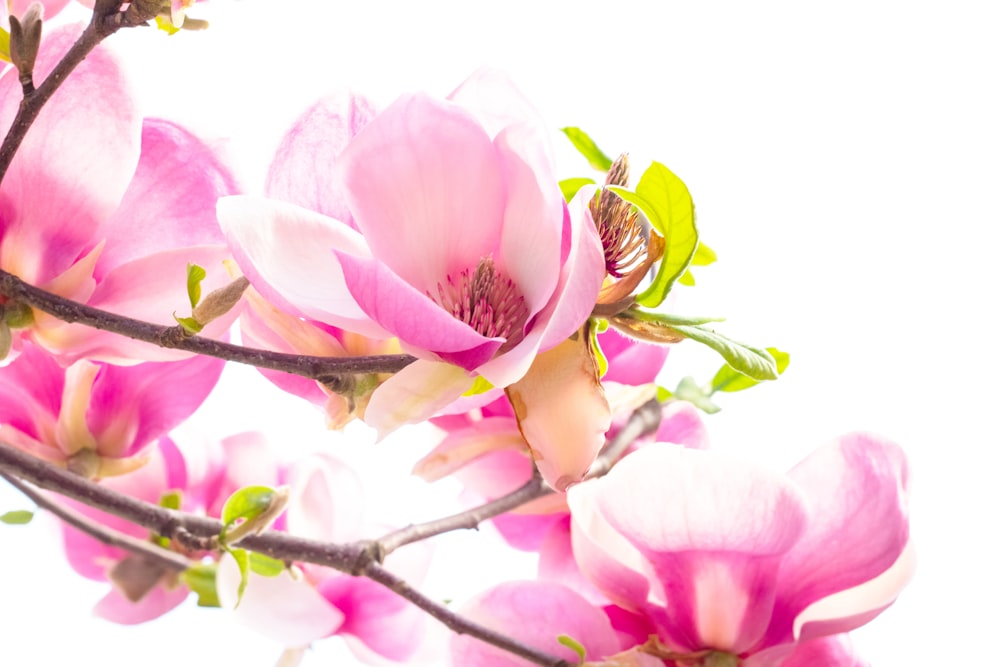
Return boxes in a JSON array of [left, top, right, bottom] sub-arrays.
[[85, 353, 224, 459], [92, 584, 189, 625], [362, 360, 473, 437], [0, 343, 63, 441], [600, 328, 670, 386], [654, 400, 710, 450], [763, 433, 910, 644], [494, 122, 562, 317], [336, 93, 506, 294], [750, 634, 870, 667], [0, 26, 140, 285], [450, 581, 622, 666], [216, 555, 345, 647], [593, 446, 810, 653], [8, 1, 73, 18], [335, 250, 501, 366], [217, 195, 388, 338], [504, 328, 610, 490], [448, 68, 547, 141], [94, 119, 236, 279], [284, 453, 365, 543], [266, 92, 376, 222]]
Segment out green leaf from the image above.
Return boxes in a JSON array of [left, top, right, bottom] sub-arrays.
[[226, 546, 251, 608], [560, 127, 613, 171], [673, 376, 721, 414], [678, 269, 696, 286], [155, 15, 181, 35], [656, 385, 673, 402], [186, 263, 207, 308], [710, 347, 790, 394], [1, 510, 34, 525], [220, 485, 278, 542], [609, 161, 697, 307], [557, 634, 587, 663], [691, 241, 718, 266], [248, 552, 285, 577], [0, 27, 11, 64], [559, 177, 596, 202], [671, 324, 778, 381], [172, 314, 203, 335], [180, 563, 221, 607], [158, 491, 182, 511]]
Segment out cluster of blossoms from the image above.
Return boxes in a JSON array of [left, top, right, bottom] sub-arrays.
[[0, 5, 912, 667]]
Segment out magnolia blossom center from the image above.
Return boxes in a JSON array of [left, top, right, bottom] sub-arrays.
[[590, 153, 648, 278], [430, 258, 528, 343]]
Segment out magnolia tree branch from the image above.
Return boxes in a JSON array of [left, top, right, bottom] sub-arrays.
[[0, 269, 416, 377], [0, 441, 567, 666], [0, 471, 193, 573]]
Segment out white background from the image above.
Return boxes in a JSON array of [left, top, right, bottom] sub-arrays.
[[2, 1, 998, 665]]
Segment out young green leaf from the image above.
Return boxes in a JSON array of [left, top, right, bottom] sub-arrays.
[[219, 485, 288, 544], [560, 127, 613, 171], [609, 161, 697, 307], [248, 552, 286, 577], [673, 376, 721, 414], [1, 510, 34, 525], [186, 263, 207, 308], [158, 491, 182, 511], [559, 177, 596, 202], [179, 563, 221, 607], [172, 314, 203, 335], [710, 347, 790, 394], [226, 546, 251, 607], [557, 634, 587, 663], [462, 375, 495, 397], [0, 27, 11, 64], [678, 242, 718, 286], [589, 323, 609, 378], [670, 324, 778, 381]]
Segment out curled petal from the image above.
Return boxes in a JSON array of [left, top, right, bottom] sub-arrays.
[[92, 584, 189, 625], [362, 360, 473, 437]]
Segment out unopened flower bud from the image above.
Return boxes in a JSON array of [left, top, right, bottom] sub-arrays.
[[9, 3, 44, 90], [191, 276, 250, 327]]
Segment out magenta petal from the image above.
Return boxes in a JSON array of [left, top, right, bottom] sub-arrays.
[[765, 433, 910, 642], [336, 93, 506, 293], [600, 328, 670, 386], [0, 26, 139, 284], [319, 576, 425, 661], [336, 250, 499, 362], [85, 353, 223, 459], [654, 400, 710, 450], [94, 119, 236, 279], [0, 343, 63, 441], [266, 92, 376, 223], [754, 634, 870, 667], [450, 581, 621, 666]]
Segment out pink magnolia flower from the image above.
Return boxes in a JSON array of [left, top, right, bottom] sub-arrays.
[[219, 70, 605, 436], [58, 437, 213, 623], [0, 26, 238, 364], [212, 433, 431, 662], [563, 434, 912, 666], [0, 341, 223, 477]]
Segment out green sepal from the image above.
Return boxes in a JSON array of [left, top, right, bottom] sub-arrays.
[[559, 177, 596, 202], [560, 127, 613, 171], [557, 634, 587, 663], [249, 552, 285, 577], [670, 324, 778, 381], [674, 376, 721, 414], [656, 385, 673, 402], [0, 27, 10, 64], [1, 510, 34, 525], [172, 314, 203, 335], [710, 347, 790, 394], [609, 162, 697, 307], [179, 562, 221, 607], [463, 375, 495, 397], [186, 263, 207, 308]]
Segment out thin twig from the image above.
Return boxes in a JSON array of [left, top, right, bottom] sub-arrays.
[[0, 269, 416, 378], [587, 396, 663, 479], [0, 471, 192, 572], [377, 470, 549, 556]]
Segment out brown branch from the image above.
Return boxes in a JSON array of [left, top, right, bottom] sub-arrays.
[[586, 396, 663, 479], [0, 269, 416, 378], [0, 471, 192, 573], [0, 441, 567, 666], [376, 470, 549, 556]]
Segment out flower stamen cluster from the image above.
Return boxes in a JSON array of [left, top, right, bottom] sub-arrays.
[[430, 257, 528, 346]]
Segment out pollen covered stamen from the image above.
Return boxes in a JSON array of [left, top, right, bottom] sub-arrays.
[[590, 152, 648, 278], [431, 258, 529, 344]]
